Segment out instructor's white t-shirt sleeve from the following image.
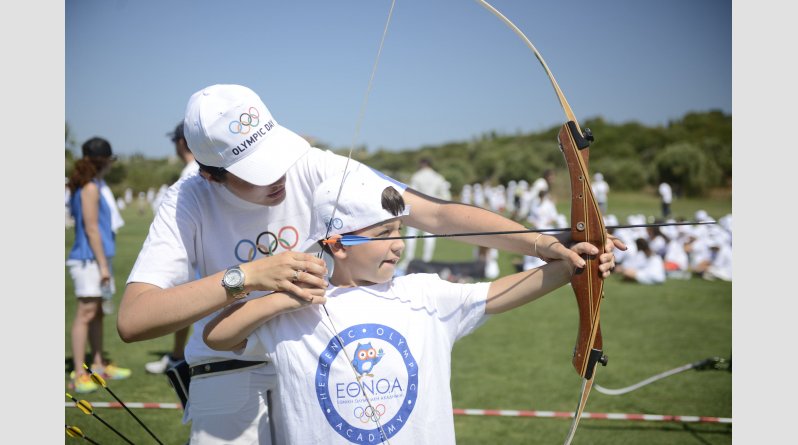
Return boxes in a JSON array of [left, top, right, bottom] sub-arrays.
[[126, 184, 197, 289]]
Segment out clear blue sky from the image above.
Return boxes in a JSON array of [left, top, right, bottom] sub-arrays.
[[66, 0, 731, 158]]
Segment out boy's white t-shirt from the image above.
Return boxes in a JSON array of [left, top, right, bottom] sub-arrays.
[[244, 273, 491, 445], [127, 147, 404, 366]]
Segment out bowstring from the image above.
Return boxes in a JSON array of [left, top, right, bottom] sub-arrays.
[[316, 1, 397, 442]]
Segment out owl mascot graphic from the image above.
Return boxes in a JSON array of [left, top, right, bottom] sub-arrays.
[[351, 342, 384, 378]]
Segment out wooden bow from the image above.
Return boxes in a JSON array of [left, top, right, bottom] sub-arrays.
[[474, 2, 608, 443]]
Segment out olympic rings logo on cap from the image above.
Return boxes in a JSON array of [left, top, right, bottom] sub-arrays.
[[228, 107, 260, 135], [324, 216, 344, 231]]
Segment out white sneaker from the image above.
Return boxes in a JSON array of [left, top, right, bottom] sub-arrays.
[[145, 354, 177, 374]]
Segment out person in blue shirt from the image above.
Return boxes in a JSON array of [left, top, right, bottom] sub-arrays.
[[66, 137, 131, 393]]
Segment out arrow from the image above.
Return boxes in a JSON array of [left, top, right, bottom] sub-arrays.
[[84, 364, 164, 444], [65, 424, 102, 444], [66, 393, 134, 444], [324, 220, 716, 246], [66, 424, 102, 444]]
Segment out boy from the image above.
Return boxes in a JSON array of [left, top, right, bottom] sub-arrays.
[[203, 168, 615, 444]]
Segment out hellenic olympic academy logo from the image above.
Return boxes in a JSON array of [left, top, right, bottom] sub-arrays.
[[316, 323, 419, 444], [228, 107, 260, 134]]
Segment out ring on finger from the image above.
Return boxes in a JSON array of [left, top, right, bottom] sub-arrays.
[[292, 270, 300, 282]]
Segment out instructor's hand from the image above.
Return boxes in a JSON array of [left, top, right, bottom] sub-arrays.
[[241, 251, 328, 302]]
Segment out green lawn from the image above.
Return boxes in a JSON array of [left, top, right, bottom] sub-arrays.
[[65, 191, 731, 444]]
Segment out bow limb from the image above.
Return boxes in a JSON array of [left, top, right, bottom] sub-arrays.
[[473, 1, 608, 443]]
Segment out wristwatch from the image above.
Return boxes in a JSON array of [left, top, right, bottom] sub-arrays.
[[222, 265, 248, 299]]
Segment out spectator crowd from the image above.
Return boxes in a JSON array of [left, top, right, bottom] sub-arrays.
[[459, 178, 731, 284]]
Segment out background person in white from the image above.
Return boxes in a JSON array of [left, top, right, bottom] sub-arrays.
[[397, 157, 451, 273], [617, 238, 666, 285], [118, 84, 623, 445], [145, 121, 201, 375], [591, 172, 609, 214], [658, 181, 673, 218], [527, 169, 554, 214], [202, 168, 618, 444]]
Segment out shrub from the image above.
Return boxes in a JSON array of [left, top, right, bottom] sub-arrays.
[[653, 142, 721, 197]]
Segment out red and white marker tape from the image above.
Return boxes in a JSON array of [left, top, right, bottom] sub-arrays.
[[65, 402, 730, 424], [65, 402, 182, 409], [453, 409, 731, 424]]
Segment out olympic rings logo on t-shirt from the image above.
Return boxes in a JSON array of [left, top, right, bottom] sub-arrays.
[[234, 226, 299, 262], [228, 107, 260, 135], [354, 404, 386, 424]]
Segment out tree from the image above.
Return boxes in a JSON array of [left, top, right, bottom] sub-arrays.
[[653, 142, 721, 197]]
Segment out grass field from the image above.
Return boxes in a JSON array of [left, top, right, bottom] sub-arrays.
[[65, 191, 732, 444]]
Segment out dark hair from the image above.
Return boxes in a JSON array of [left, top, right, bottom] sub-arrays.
[[197, 161, 228, 182], [68, 138, 114, 193], [381, 186, 406, 216], [635, 237, 650, 253], [170, 122, 185, 142], [82, 137, 113, 158]]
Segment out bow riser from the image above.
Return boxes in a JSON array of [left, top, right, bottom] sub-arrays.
[[558, 122, 607, 380]]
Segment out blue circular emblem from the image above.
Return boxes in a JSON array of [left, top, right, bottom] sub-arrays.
[[316, 323, 418, 444]]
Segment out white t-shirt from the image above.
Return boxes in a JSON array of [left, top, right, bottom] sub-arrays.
[[626, 252, 666, 285], [705, 244, 732, 281], [658, 183, 672, 203], [410, 167, 450, 200], [664, 239, 689, 271], [180, 160, 200, 179], [127, 147, 402, 366], [243, 273, 490, 445], [99, 180, 125, 233], [592, 179, 609, 204], [527, 196, 559, 228]]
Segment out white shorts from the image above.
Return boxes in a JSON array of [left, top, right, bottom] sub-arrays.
[[188, 364, 283, 445], [66, 259, 115, 298]]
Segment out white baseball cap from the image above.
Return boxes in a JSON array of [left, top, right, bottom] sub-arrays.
[[300, 167, 408, 252], [183, 84, 310, 186], [695, 209, 712, 222]]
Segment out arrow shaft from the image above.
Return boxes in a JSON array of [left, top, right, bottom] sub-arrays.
[[337, 220, 715, 245], [90, 412, 135, 445], [104, 386, 164, 445]]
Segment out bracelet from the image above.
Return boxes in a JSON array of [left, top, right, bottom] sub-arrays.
[[534, 233, 542, 257]]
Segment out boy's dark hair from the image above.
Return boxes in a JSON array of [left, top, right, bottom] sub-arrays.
[[381, 186, 406, 217], [321, 186, 406, 254], [197, 161, 228, 182]]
